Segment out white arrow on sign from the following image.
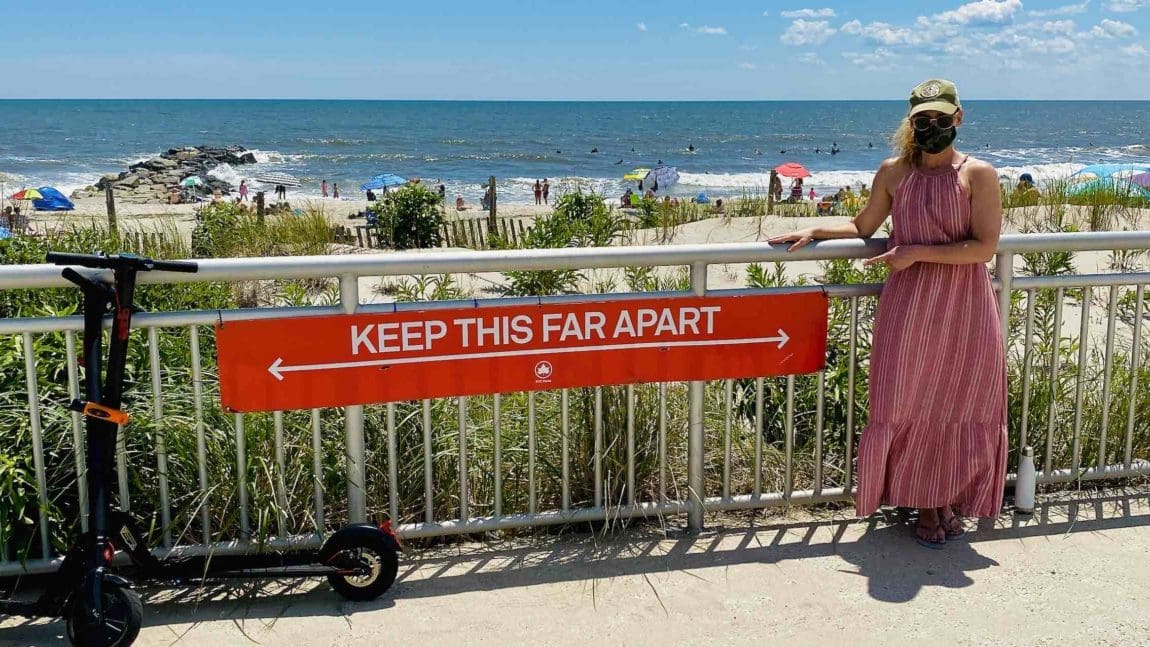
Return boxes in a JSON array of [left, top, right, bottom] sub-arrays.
[[266, 330, 790, 380]]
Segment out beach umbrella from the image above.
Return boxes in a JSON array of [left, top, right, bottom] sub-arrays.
[[9, 188, 43, 200], [254, 171, 301, 187], [623, 168, 650, 182], [774, 162, 810, 179], [1072, 163, 1150, 179], [1132, 172, 1150, 189], [180, 176, 204, 188], [360, 174, 408, 192]]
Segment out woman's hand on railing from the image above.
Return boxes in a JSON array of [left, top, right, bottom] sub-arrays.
[[767, 228, 819, 252]]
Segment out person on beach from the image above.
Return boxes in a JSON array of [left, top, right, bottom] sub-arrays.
[[789, 177, 804, 202], [769, 170, 783, 202], [534, 180, 543, 205], [322, 180, 329, 198], [333, 183, 340, 199], [542, 179, 550, 204], [768, 79, 1006, 548], [438, 183, 446, 201], [456, 196, 468, 211], [808, 187, 817, 200], [238, 180, 248, 202]]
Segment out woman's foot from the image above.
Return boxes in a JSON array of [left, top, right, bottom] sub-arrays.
[[938, 506, 966, 539], [914, 508, 946, 549]]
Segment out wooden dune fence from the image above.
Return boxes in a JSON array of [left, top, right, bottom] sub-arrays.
[[440, 216, 534, 249]]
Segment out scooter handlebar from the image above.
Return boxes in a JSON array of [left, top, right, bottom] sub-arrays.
[[46, 252, 199, 273]]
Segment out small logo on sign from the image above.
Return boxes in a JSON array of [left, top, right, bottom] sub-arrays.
[[534, 361, 553, 381]]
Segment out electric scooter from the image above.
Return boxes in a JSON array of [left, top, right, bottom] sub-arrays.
[[1, 252, 400, 646]]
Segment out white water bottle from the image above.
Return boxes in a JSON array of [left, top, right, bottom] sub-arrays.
[[1015, 446, 1036, 514]]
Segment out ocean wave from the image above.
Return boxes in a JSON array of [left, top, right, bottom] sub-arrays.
[[247, 149, 309, 164], [298, 138, 370, 145], [678, 170, 876, 191], [207, 163, 244, 187]]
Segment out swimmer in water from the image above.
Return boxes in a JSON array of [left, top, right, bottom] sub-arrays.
[[688, 144, 695, 152], [591, 147, 599, 153], [615, 159, 623, 165]]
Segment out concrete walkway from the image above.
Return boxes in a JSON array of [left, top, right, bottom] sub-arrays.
[[4, 487, 1149, 646]]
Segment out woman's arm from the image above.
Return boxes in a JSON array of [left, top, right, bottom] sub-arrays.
[[908, 161, 1003, 265], [768, 159, 899, 250]]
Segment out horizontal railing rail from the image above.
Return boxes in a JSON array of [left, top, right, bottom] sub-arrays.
[[0, 231, 1147, 576]]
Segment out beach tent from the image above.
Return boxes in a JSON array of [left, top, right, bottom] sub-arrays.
[[360, 174, 407, 192], [624, 168, 650, 182], [31, 187, 74, 211], [1072, 164, 1150, 179], [1065, 176, 1150, 198]]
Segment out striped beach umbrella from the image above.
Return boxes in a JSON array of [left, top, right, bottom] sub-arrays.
[[254, 172, 302, 187]]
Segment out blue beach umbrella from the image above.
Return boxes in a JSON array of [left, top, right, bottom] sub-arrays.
[[360, 174, 408, 192], [1072, 164, 1150, 179]]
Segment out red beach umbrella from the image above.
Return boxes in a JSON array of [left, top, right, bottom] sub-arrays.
[[9, 188, 43, 201], [773, 162, 811, 179]]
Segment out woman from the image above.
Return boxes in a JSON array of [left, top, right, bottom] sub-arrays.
[[768, 79, 1006, 548], [533, 180, 543, 205], [769, 170, 783, 202]]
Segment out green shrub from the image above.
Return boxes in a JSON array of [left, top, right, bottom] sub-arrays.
[[368, 184, 445, 250]]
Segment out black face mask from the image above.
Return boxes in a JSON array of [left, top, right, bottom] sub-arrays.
[[914, 125, 957, 155]]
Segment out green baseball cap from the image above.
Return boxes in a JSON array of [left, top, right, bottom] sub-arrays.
[[908, 79, 961, 116]]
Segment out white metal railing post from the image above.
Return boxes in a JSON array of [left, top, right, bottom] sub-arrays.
[[996, 252, 1014, 440], [340, 274, 367, 524], [687, 262, 708, 531]]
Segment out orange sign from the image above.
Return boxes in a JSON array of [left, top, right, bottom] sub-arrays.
[[217, 293, 828, 412]]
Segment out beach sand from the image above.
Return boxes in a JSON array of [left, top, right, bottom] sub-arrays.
[[20, 196, 1150, 355]]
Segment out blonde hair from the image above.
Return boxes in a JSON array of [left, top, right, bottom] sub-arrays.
[[891, 117, 921, 167]]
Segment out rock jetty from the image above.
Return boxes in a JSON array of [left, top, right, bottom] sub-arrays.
[[71, 145, 259, 204]]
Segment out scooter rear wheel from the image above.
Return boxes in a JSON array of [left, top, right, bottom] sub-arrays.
[[325, 530, 398, 601], [65, 585, 142, 646]]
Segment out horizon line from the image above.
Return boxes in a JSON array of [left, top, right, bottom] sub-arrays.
[[2, 97, 1149, 102]]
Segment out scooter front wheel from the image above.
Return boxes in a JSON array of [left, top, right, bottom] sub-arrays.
[[66, 585, 143, 647]]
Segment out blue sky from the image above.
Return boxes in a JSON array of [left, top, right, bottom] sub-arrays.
[[2, 0, 1148, 99]]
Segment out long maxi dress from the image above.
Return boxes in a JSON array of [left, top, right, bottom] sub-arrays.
[[854, 155, 1008, 519]]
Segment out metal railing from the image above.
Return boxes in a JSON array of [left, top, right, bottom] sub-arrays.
[[1, 231, 1148, 576]]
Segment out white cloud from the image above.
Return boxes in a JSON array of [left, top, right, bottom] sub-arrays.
[[762, 10, 769, 16], [932, 0, 1023, 25], [780, 19, 837, 45], [842, 48, 896, 70], [1090, 18, 1138, 37], [781, 8, 837, 18], [739, 62, 758, 70], [796, 52, 825, 64], [679, 22, 690, 28], [1104, 0, 1150, 11], [1041, 19, 1078, 33], [840, 19, 924, 46], [1029, 0, 1091, 16], [637, 22, 647, 32], [1121, 43, 1148, 55], [739, 43, 760, 51], [696, 25, 728, 35]]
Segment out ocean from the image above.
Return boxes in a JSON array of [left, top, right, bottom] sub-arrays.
[[1, 100, 1148, 205]]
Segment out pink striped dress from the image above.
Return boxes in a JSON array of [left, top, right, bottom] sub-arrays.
[[854, 156, 1007, 519]]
